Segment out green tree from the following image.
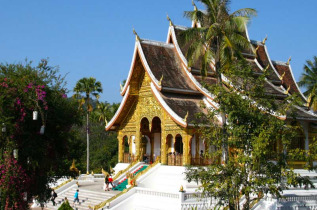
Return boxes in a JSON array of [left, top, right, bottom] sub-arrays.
[[73, 77, 103, 174], [298, 56, 317, 111], [181, 0, 256, 164], [73, 100, 119, 174], [186, 61, 313, 209], [0, 59, 82, 207]]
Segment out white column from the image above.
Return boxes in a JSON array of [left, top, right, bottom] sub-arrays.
[[132, 136, 136, 155]]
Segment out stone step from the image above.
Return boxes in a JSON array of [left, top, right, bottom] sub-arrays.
[[46, 187, 116, 210]]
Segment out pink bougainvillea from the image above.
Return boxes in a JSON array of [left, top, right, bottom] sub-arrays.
[[0, 153, 30, 209]]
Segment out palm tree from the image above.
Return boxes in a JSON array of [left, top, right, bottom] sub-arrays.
[[182, 0, 256, 163], [73, 77, 103, 174], [298, 56, 317, 111], [95, 102, 111, 125]]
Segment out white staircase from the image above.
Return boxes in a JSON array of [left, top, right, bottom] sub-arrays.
[[138, 165, 197, 192], [46, 182, 119, 210]]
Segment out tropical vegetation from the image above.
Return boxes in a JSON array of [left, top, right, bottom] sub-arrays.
[[0, 59, 82, 208], [183, 1, 314, 209], [298, 56, 317, 111], [73, 77, 103, 174]]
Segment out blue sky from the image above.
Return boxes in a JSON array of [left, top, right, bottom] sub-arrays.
[[0, 0, 316, 103]]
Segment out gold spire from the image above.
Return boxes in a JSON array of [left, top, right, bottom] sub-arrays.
[[286, 56, 291, 65], [284, 86, 291, 94], [262, 35, 268, 45], [279, 71, 286, 80], [133, 28, 140, 41], [120, 82, 123, 91], [184, 111, 189, 122], [70, 159, 77, 170], [158, 75, 164, 86], [167, 14, 173, 26], [192, 0, 197, 11], [254, 45, 260, 55]]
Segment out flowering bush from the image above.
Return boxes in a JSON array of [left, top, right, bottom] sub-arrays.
[[0, 60, 82, 207], [0, 153, 30, 209]]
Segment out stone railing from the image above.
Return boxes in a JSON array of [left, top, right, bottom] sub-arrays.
[[93, 174, 105, 179], [52, 177, 73, 190], [135, 188, 179, 199], [132, 156, 161, 182], [278, 195, 317, 202], [93, 186, 135, 209], [78, 174, 94, 182], [112, 160, 139, 181], [181, 202, 211, 210], [93, 157, 161, 209]]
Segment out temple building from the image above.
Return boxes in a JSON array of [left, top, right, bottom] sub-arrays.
[[106, 20, 317, 168]]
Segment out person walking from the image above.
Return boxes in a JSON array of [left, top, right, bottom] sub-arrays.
[[108, 175, 114, 189], [73, 189, 79, 204], [105, 175, 110, 191], [51, 189, 57, 206]]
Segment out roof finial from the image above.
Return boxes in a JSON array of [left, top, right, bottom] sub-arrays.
[[286, 56, 291, 65], [254, 45, 260, 55], [184, 111, 189, 122], [167, 14, 173, 26], [264, 64, 269, 72], [158, 75, 164, 86], [192, 0, 197, 11], [284, 85, 291, 94], [133, 28, 140, 41], [279, 71, 286, 80], [262, 35, 268, 45], [120, 82, 123, 91]]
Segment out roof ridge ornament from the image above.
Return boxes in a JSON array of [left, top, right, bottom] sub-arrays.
[[286, 56, 291, 65], [184, 111, 189, 122], [284, 85, 291, 94], [167, 14, 174, 26], [254, 45, 260, 56], [192, 0, 197, 11], [263, 64, 269, 72], [120, 82, 123, 92], [133, 28, 140, 41], [279, 71, 286, 80], [158, 75, 164, 86], [262, 35, 268, 45]]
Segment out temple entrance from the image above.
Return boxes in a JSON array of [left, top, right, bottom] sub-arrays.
[[167, 134, 183, 166], [140, 117, 161, 163], [123, 136, 131, 163]]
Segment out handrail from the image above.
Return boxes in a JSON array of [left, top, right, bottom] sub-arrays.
[[93, 186, 135, 209], [133, 156, 161, 182], [112, 160, 139, 181], [52, 177, 73, 190], [93, 157, 161, 209]]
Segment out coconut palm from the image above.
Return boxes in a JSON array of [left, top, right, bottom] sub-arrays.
[[181, 0, 256, 163], [298, 56, 317, 111], [73, 77, 103, 174]]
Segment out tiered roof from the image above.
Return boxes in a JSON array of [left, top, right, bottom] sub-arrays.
[[106, 21, 317, 131]]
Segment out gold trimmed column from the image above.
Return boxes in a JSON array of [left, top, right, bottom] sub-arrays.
[[118, 131, 123, 163], [161, 132, 167, 164], [135, 123, 141, 161], [183, 130, 192, 166]]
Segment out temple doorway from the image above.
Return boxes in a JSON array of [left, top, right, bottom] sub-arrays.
[[140, 117, 161, 163]]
